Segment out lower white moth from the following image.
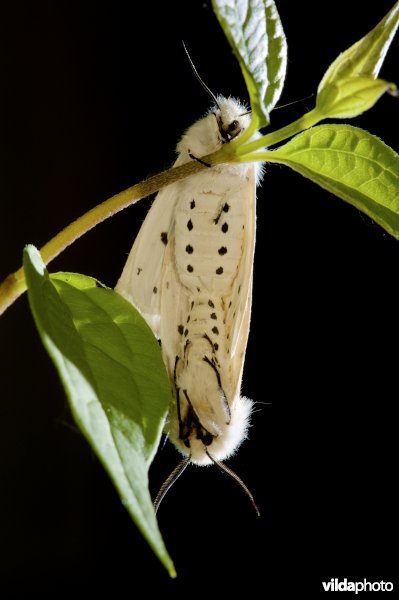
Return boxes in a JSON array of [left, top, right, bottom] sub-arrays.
[[116, 92, 263, 512]]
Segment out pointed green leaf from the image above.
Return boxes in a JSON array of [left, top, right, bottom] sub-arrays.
[[314, 1, 399, 119], [316, 76, 395, 119], [318, 0, 399, 90], [23, 246, 175, 577], [212, 0, 287, 128], [266, 125, 399, 239]]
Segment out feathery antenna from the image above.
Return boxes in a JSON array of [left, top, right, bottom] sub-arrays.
[[153, 456, 191, 513], [206, 450, 260, 516]]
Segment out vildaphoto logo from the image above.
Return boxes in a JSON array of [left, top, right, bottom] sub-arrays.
[[322, 579, 393, 593]]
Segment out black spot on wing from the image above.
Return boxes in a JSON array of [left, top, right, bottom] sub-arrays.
[[178, 324, 184, 335], [221, 222, 228, 233], [223, 203, 230, 213], [137, 267, 142, 275], [190, 199, 196, 209], [218, 246, 227, 255], [160, 232, 168, 245], [212, 326, 219, 335], [210, 313, 217, 320], [208, 299, 214, 308], [187, 265, 194, 273], [186, 244, 193, 254], [187, 219, 193, 231], [216, 267, 223, 275], [153, 286, 157, 294]]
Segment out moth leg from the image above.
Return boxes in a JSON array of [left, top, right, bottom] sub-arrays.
[[202, 333, 216, 353], [173, 355, 180, 384], [203, 356, 231, 423], [188, 152, 211, 168], [182, 389, 213, 446]]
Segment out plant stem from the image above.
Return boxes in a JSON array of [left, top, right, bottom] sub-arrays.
[[228, 112, 261, 148], [236, 108, 321, 155], [0, 160, 205, 316], [0, 107, 322, 317]]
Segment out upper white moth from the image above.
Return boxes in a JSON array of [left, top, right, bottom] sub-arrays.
[[116, 82, 263, 510]]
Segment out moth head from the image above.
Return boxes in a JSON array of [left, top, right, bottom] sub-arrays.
[[176, 96, 252, 159], [212, 96, 251, 143], [156, 396, 258, 515], [168, 393, 253, 466]]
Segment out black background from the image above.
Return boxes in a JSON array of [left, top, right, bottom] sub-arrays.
[[0, 0, 398, 596]]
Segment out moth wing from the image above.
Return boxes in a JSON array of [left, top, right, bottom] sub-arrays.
[[115, 154, 187, 336], [225, 166, 257, 400], [159, 237, 189, 378]]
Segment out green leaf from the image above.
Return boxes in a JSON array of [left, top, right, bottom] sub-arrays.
[[319, 1, 399, 89], [266, 125, 399, 239], [212, 0, 287, 129], [316, 76, 395, 119], [23, 246, 175, 577], [315, 1, 399, 119]]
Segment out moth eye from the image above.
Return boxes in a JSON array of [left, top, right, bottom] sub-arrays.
[[226, 119, 239, 134], [201, 432, 213, 446]]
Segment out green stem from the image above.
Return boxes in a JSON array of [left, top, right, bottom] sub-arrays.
[[227, 151, 274, 163], [0, 160, 206, 316], [228, 112, 261, 148], [0, 107, 323, 317], [236, 108, 321, 155]]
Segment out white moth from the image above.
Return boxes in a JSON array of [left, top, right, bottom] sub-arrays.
[[116, 96, 262, 496]]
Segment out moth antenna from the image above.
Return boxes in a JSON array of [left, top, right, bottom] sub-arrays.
[[273, 93, 315, 110], [238, 110, 252, 117], [206, 450, 260, 517], [153, 455, 191, 513], [182, 41, 221, 111]]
